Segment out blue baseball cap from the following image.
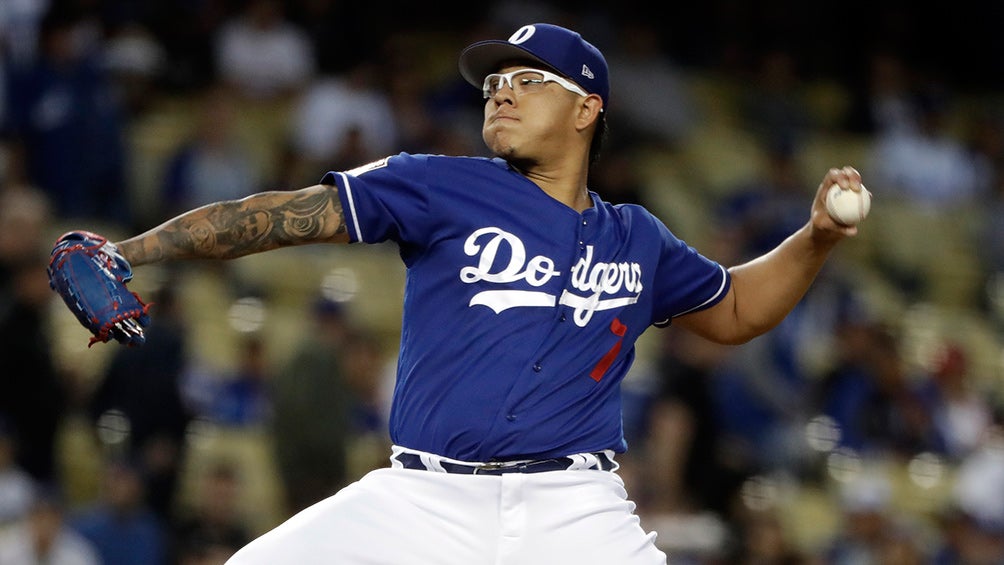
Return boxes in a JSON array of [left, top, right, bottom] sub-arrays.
[[459, 23, 609, 109]]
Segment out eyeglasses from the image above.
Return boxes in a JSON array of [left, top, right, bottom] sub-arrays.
[[482, 68, 589, 100]]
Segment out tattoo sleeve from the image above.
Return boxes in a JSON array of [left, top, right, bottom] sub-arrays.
[[118, 185, 349, 266]]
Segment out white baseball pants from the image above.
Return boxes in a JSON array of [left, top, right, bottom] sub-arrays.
[[225, 452, 667, 564]]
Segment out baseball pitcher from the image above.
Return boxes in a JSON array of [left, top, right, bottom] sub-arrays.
[[48, 23, 866, 564]]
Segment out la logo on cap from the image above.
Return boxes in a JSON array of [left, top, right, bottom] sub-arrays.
[[508, 25, 535, 44], [457, 22, 610, 109]]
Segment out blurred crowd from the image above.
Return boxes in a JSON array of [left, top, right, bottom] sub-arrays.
[[1, 0, 1003, 563]]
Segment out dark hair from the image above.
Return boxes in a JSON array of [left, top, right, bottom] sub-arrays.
[[589, 113, 607, 167]]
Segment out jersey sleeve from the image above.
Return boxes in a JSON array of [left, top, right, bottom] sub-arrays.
[[319, 153, 433, 246], [649, 217, 731, 326]]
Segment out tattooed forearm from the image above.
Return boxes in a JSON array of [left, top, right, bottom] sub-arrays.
[[117, 185, 348, 266]]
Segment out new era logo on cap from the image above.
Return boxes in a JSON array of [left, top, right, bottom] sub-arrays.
[[459, 23, 609, 109]]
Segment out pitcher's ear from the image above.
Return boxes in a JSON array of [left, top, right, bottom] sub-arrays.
[[576, 94, 604, 131]]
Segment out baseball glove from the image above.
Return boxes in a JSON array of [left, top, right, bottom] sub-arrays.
[[47, 230, 151, 347]]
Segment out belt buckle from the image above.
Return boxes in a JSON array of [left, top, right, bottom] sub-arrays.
[[472, 461, 509, 475]]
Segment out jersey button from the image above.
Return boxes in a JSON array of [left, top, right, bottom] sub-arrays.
[[533, 362, 542, 372], [506, 414, 516, 422]]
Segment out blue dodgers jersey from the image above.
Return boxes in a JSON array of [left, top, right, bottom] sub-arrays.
[[321, 153, 730, 461]]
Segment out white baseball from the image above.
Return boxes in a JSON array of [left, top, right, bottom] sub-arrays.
[[825, 184, 871, 226]]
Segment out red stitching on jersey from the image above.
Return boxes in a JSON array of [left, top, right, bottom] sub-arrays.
[[590, 318, 627, 382]]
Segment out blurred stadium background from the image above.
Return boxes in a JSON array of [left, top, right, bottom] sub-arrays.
[[1, 0, 1004, 563]]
